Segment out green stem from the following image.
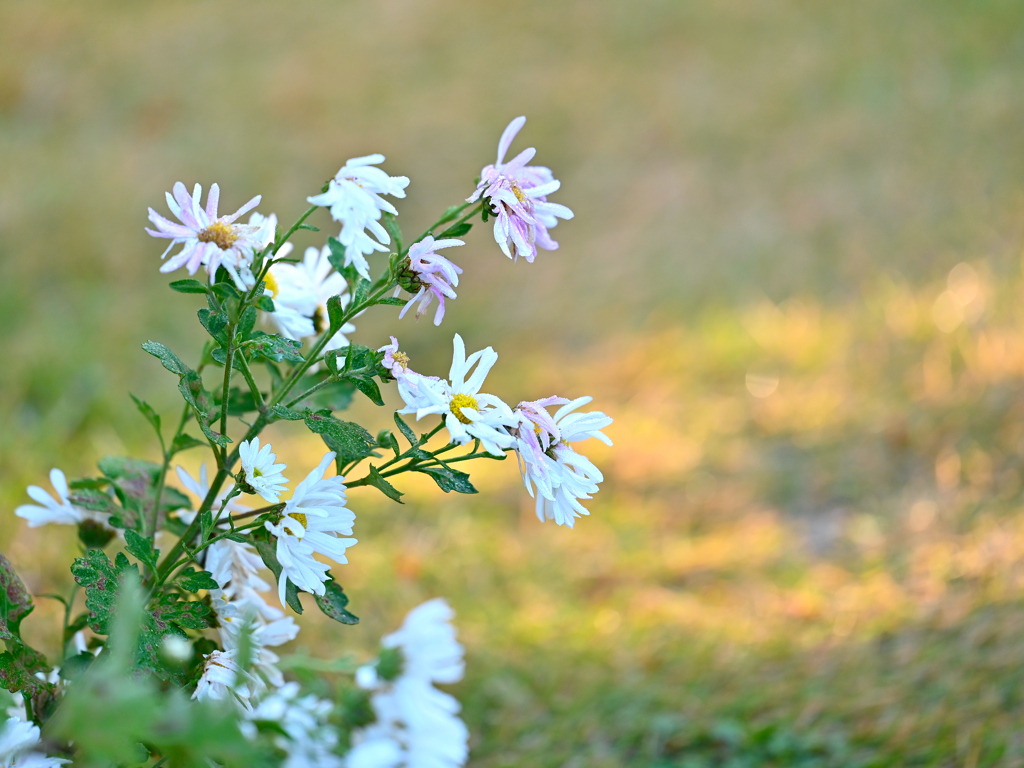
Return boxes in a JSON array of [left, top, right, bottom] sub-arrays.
[[218, 330, 236, 462], [405, 201, 479, 255], [236, 352, 267, 413]]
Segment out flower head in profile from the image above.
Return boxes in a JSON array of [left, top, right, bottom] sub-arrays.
[[238, 438, 289, 503], [266, 245, 355, 353], [396, 236, 464, 326], [146, 183, 267, 289], [263, 452, 357, 606], [15, 468, 111, 531], [192, 649, 257, 711], [467, 116, 574, 263], [348, 599, 468, 768], [397, 334, 515, 456], [307, 155, 409, 280], [511, 396, 613, 528]]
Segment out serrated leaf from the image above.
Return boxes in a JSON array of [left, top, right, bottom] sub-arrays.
[[303, 410, 375, 465], [415, 466, 478, 494], [252, 536, 303, 614], [439, 221, 472, 238], [376, 296, 408, 307], [130, 394, 161, 436], [243, 331, 304, 363], [124, 530, 159, 571], [210, 281, 240, 302], [171, 433, 207, 454], [197, 308, 230, 344], [394, 413, 417, 445], [365, 465, 403, 503], [0, 553, 33, 641], [313, 579, 359, 625], [142, 341, 186, 375], [0, 645, 54, 698], [177, 569, 220, 593], [168, 279, 209, 295]]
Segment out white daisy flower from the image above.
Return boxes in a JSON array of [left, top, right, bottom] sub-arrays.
[[380, 599, 464, 685], [205, 539, 283, 622], [238, 438, 289, 503], [267, 245, 356, 355], [512, 396, 613, 528], [146, 182, 265, 290], [263, 452, 357, 605], [307, 155, 410, 280], [397, 334, 515, 456], [15, 468, 111, 530], [220, 613, 299, 688], [0, 717, 67, 768]]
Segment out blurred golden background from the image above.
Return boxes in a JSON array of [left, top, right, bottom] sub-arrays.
[[4, 1, 1024, 765]]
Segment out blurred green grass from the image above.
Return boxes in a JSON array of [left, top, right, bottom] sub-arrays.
[[4, 0, 1024, 765]]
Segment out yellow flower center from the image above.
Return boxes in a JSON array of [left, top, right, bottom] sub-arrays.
[[510, 181, 527, 203], [290, 512, 307, 530], [392, 351, 409, 370], [197, 221, 238, 251], [252, 467, 263, 478], [313, 303, 330, 334], [263, 270, 280, 298], [449, 393, 479, 425]]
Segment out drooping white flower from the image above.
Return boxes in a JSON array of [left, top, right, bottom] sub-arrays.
[[146, 182, 267, 289], [396, 237, 464, 326], [238, 438, 289, 503], [307, 155, 410, 280], [397, 334, 515, 456], [512, 396, 613, 528], [192, 649, 257, 711], [247, 682, 342, 768], [220, 613, 299, 688], [0, 718, 67, 768], [467, 117, 573, 263], [267, 245, 356, 354], [264, 453, 357, 605], [205, 540, 283, 622], [350, 599, 469, 768], [15, 468, 110, 530]]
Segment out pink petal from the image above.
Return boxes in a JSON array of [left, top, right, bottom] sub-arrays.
[[497, 116, 526, 166]]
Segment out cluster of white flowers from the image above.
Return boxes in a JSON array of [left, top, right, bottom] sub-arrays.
[[347, 599, 468, 768], [307, 154, 410, 281], [382, 334, 613, 526]]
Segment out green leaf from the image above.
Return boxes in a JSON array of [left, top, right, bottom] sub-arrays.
[[269, 404, 306, 421], [210, 281, 240, 302], [237, 305, 257, 340], [296, 223, 320, 232], [168, 279, 209, 295], [0, 553, 34, 641], [324, 349, 342, 375], [97, 457, 161, 531], [382, 211, 403, 254], [256, 294, 275, 312], [252, 536, 303, 614], [303, 410, 375, 465], [313, 578, 359, 625], [210, 347, 246, 371], [243, 331, 304, 363], [394, 413, 417, 446], [351, 376, 384, 407], [326, 236, 347, 272], [197, 307, 230, 345], [0, 644, 54, 699], [142, 341, 186, 375], [377, 296, 409, 307], [171, 433, 207, 454], [326, 294, 346, 333], [365, 465, 404, 503], [68, 487, 116, 513], [415, 466, 478, 494], [124, 530, 159, 571], [352, 277, 370, 309], [130, 393, 162, 437], [439, 221, 472, 238], [435, 203, 467, 226], [199, 510, 215, 543], [178, 569, 219, 593]]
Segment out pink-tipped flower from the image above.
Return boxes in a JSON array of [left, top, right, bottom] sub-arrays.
[[146, 183, 267, 289], [396, 236, 464, 326], [467, 116, 574, 263]]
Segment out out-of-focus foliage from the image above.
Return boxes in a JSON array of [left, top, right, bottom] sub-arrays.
[[4, 0, 1024, 765]]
